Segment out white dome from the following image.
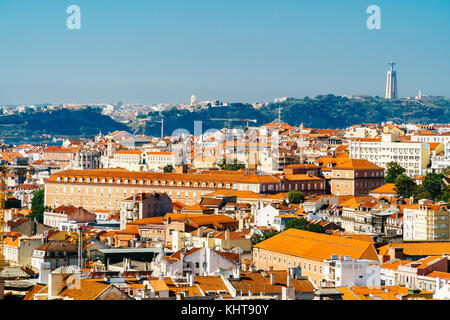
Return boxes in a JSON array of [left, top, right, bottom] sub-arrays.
[[191, 94, 197, 104]]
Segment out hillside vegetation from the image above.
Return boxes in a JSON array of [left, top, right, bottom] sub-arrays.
[[142, 95, 449, 136], [0, 107, 129, 139]]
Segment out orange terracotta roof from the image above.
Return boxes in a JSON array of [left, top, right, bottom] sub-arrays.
[[370, 183, 397, 194], [59, 278, 111, 300], [254, 228, 378, 262]]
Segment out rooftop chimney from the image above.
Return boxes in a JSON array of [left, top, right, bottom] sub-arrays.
[[270, 273, 275, 286], [48, 272, 65, 299], [287, 274, 293, 288]]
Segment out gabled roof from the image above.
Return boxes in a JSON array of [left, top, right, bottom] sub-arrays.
[[36, 240, 78, 253], [232, 270, 315, 294]]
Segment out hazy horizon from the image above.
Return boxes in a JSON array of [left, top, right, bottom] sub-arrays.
[[1, 0, 449, 105]]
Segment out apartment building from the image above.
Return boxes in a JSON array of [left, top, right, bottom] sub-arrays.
[[43, 206, 96, 229], [254, 202, 296, 229], [69, 149, 101, 170], [151, 247, 240, 278], [172, 228, 252, 253], [317, 158, 385, 196], [381, 255, 449, 290], [146, 152, 177, 171], [403, 200, 450, 241], [42, 146, 79, 170], [44, 169, 326, 210], [252, 229, 378, 287], [119, 192, 173, 229], [349, 133, 430, 177], [2, 233, 45, 266], [109, 149, 144, 171], [322, 256, 381, 287]]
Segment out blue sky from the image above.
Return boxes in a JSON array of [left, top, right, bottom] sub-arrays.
[[0, 0, 449, 105]]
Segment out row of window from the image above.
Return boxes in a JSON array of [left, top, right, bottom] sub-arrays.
[[56, 177, 235, 189], [255, 251, 323, 274]]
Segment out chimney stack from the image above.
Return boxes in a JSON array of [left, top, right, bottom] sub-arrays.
[[48, 272, 65, 299], [287, 274, 293, 288], [270, 273, 275, 286]]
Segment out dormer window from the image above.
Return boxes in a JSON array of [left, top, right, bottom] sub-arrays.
[[147, 180, 151, 185], [117, 179, 121, 183], [124, 179, 129, 184], [209, 183, 215, 187], [169, 181, 174, 186], [178, 182, 183, 186], [139, 180, 144, 184], [64, 177, 68, 182], [202, 182, 207, 187], [109, 179, 114, 183], [101, 178, 106, 183], [79, 178, 83, 182], [218, 183, 223, 188], [94, 178, 98, 183], [86, 178, 91, 182], [154, 181, 159, 185], [186, 182, 190, 187], [162, 181, 166, 186]]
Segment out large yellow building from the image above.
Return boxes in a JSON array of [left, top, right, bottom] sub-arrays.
[[252, 228, 378, 287], [44, 169, 326, 211]]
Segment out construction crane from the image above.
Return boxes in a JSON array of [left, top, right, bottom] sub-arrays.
[[139, 119, 146, 136], [210, 118, 257, 128], [134, 118, 164, 138]]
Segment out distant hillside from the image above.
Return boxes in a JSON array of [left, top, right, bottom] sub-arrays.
[[0, 107, 129, 141], [141, 95, 450, 136]]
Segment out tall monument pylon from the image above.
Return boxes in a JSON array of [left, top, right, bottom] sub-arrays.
[[385, 62, 398, 99]]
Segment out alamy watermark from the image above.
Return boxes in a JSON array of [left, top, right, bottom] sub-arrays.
[[66, 5, 81, 30], [366, 5, 381, 30]]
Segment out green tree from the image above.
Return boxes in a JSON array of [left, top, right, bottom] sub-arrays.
[[385, 162, 406, 183], [421, 172, 445, 201], [250, 230, 279, 245], [413, 186, 433, 202], [218, 159, 245, 171], [288, 190, 305, 204], [441, 187, 450, 203], [285, 218, 325, 234], [29, 188, 46, 223], [306, 223, 326, 233], [394, 174, 417, 198], [163, 164, 174, 173]]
